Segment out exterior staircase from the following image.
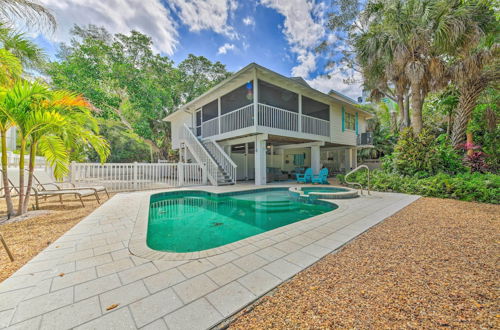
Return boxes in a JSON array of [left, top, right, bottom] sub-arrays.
[[180, 124, 236, 186]]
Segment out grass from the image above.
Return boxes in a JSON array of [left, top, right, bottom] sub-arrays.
[[0, 194, 111, 282]]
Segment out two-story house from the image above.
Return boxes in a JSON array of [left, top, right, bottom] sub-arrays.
[[164, 63, 373, 186]]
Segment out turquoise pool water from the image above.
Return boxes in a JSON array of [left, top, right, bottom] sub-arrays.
[[301, 187, 350, 195], [147, 188, 337, 253]]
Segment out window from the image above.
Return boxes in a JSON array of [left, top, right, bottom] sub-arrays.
[[345, 112, 356, 130]]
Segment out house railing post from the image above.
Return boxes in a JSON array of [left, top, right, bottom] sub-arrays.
[[133, 162, 138, 190], [178, 162, 184, 186], [201, 163, 207, 185], [70, 161, 76, 185]]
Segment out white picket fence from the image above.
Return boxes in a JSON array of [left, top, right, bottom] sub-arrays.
[[7, 151, 49, 169], [70, 162, 206, 192]]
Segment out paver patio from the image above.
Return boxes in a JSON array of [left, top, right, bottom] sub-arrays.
[[0, 184, 419, 329]]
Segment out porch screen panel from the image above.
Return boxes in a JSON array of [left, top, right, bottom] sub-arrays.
[[302, 96, 329, 120], [221, 83, 253, 115], [301, 96, 330, 136], [202, 100, 218, 121], [258, 80, 298, 112]]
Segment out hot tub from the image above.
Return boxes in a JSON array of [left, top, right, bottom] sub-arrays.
[[289, 186, 358, 200]]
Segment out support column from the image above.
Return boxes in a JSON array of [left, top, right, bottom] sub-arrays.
[[217, 97, 221, 135], [255, 137, 267, 185], [298, 93, 302, 133], [352, 148, 358, 168], [311, 145, 321, 174], [344, 149, 351, 173], [244, 143, 249, 180], [253, 69, 258, 128]]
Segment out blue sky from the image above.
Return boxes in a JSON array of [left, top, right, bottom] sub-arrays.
[[30, 0, 362, 99]]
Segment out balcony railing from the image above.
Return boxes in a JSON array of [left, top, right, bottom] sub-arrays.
[[201, 103, 330, 138]]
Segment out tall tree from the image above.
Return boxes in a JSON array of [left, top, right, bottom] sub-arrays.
[[46, 25, 231, 160], [449, 1, 498, 146]]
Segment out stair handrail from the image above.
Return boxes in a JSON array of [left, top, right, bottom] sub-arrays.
[[181, 124, 219, 186], [345, 165, 370, 195], [204, 140, 237, 184]]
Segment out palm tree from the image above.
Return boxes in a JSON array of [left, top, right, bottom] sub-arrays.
[[354, 0, 493, 134], [0, 48, 22, 217], [2, 80, 110, 214], [0, 0, 56, 32], [449, 3, 499, 146], [0, 24, 47, 70], [1, 80, 50, 214]]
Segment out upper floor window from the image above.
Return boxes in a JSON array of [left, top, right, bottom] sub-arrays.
[[345, 112, 356, 130]]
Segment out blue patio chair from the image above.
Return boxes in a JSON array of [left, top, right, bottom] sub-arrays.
[[311, 168, 329, 184], [296, 168, 312, 183]]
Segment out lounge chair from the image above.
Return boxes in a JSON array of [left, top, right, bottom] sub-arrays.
[[267, 167, 289, 182], [296, 168, 312, 183], [5, 169, 100, 209], [311, 168, 329, 184], [30, 169, 109, 201]]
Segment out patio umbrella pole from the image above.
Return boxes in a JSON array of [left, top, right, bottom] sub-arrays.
[[0, 233, 14, 261]]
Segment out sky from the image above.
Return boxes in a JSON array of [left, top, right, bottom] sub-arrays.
[[30, 0, 363, 100]]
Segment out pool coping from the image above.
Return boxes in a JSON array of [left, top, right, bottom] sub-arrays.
[[128, 186, 345, 261], [289, 185, 359, 199]]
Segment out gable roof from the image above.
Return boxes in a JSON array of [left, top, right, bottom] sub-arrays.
[[164, 63, 372, 120]]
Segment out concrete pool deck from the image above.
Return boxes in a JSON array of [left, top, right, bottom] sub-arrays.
[[0, 184, 419, 330]]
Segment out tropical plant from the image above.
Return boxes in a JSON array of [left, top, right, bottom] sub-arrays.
[[339, 170, 499, 204], [1, 80, 109, 214], [449, 6, 499, 147], [384, 128, 464, 177], [0, 23, 47, 70], [0, 0, 56, 31]]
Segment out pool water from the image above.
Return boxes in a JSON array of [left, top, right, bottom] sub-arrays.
[[147, 189, 337, 253], [301, 187, 350, 195]]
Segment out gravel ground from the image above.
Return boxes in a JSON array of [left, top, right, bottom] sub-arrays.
[[229, 197, 499, 329], [0, 193, 112, 282]]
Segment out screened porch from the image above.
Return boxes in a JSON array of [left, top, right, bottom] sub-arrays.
[[195, 79, 331, 139]]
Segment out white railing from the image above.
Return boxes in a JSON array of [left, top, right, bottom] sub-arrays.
[[220, 104, 254, 134], [181, 124, 219, 185], [70, 162, 204, 192], [7, 151, 48, 169], [204, 140, 237, 183], [258, 103, 299, 131], [201, 117, 219, 138], [301, 114, 330, 136]]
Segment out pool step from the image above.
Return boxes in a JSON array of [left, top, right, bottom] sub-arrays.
[[252, 200, 299, 212]]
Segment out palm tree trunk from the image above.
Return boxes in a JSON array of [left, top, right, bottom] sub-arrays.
[[22, 143, 36, 214], [1, 130, 15, 217], [451, 83, 484, 147], [17, 139, 25, 215], [396, 94, 405, 130], [410, 89, 423, 133], [404, 94, 410, 128]]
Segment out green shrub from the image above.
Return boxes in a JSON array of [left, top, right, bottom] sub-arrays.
[[340, 170, 499, 204], [385, 128, 464, 177]]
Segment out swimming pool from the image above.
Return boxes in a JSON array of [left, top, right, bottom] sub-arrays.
[[147, 188, 337, 253]]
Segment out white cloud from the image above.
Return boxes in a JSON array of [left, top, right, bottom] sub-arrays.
[[306, 67, 363, 100], [37, 0, 178, 55], [167, 0, 238, 39], [260, 0, 326, 78], [291, 51, 316, 77], [242, 16, 255, 26], [217, 43, 236, 54]]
